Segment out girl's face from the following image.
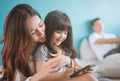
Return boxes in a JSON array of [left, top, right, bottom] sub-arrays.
[[27, 15, 46, 43], [52, 30, 67, 46]]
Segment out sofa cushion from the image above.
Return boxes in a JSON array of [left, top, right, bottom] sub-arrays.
[[95, 53, 120, 78], [80, 38, 97, 60]]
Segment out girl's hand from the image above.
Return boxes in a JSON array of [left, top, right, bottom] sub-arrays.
[[63, 67, 74, 78], [82, 66, 94, 74], [73, 66, 94, 76]]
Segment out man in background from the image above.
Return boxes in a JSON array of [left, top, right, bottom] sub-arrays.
[[89, 18, 117, 61]]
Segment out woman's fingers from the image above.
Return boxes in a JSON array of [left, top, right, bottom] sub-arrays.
[[46, 58, 61, 72], [55, 55, 71, 67], [50, 53, 59, 57]]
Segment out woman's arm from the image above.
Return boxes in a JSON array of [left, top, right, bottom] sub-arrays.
[[40, 68, 72, 81], [35, 59, 72, 81], [29, 58, 60, 81]]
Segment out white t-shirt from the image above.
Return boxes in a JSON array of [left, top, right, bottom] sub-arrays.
[[89, 32, 116, 61]]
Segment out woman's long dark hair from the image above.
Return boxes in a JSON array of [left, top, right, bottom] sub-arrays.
[[0, 4, 41, 81], [44, 10, 77, 58]]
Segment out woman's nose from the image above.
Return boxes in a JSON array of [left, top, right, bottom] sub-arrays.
[[37, 28, 44, 36]]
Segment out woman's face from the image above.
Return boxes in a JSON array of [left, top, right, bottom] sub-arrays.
[[27, 15, 46, 43], [52, 30, 67, 46]]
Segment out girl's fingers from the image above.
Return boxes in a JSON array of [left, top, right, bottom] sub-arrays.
[[76, 67, 94, 76], [65, 67, 74, 77], [74, 66, 81, 72]]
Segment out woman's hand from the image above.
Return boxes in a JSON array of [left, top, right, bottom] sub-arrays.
[[50, 53, 71, 68], [32, 58, 60, 81], [38, 58, 60, 73]]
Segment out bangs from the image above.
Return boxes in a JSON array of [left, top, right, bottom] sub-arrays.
[[55, 17, 71, 32]]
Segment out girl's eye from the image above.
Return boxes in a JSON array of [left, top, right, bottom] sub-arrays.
[[64, 32, 67, 34], [56, 31, 67, 34], [56, 31, 61, 33]]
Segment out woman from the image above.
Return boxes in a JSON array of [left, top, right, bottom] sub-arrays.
[[0, 4, 61, 81]]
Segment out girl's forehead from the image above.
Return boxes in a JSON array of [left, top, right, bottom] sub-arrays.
[[55, 30, 68, 32]]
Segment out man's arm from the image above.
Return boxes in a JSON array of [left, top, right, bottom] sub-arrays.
[[95, 38, 120, 44]]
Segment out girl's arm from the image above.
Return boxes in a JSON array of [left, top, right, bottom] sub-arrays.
[[73, 58, 83, 69]]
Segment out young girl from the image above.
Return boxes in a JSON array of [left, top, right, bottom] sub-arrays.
[[34, 10, 98, 81]]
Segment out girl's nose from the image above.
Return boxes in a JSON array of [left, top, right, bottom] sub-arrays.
[[59, 33, 64, 38]]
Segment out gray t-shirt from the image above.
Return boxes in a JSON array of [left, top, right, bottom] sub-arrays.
[[34, 44, 71, 73]]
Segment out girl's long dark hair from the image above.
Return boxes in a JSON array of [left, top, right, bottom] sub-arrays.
[[44, 10, 77, 58], [0, 4, 40, 81]]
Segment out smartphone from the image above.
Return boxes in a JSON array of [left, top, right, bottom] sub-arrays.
[[70, 64, 96, 78]]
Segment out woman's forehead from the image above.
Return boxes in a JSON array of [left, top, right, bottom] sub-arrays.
[[27, 15, 41, 31]]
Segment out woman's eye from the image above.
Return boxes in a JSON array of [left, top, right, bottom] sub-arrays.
[[39, 23, 43, 27], [39, 21, 43, 27], [31, 30, 36, 35]]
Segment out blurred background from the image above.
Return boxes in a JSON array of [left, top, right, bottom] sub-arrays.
[[0, 0, 120, 66]]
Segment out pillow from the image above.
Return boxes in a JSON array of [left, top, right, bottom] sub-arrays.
[[80, 38, 97, 60], [95, 53, 120, 78]]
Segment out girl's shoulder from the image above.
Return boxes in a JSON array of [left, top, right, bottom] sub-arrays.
[[37, 44, 48, 51]]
